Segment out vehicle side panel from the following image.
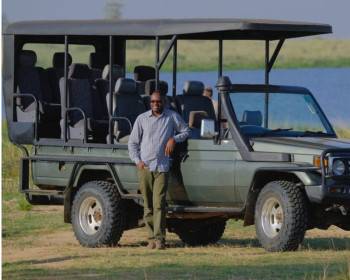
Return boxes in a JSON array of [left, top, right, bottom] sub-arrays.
[[2, 35, 14, 125]]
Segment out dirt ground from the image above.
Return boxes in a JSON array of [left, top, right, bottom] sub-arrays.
[[2, 205, 350, 280]]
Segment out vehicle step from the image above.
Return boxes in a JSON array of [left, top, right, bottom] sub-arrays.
[[22, 189, 64, 196], [167, 205, 242, 213]]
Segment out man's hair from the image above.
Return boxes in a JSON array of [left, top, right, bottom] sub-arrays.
[[151, 90, 161, 96], [203, 86, 213, 98]]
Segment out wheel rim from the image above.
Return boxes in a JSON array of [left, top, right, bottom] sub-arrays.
[[261, 197, 284, 238], [79, 197, 103, 235]]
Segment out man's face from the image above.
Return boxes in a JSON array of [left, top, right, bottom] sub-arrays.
[[150, 92, 164, 114]]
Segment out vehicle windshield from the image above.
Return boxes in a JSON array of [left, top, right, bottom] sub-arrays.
[[229, 91, 334, 137]]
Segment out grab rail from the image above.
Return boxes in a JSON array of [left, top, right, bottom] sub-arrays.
[[108, 116, 132, 144], [13, 93, 39, 141], [65, 107, 88, 143]]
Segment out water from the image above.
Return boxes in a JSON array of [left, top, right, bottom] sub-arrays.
[[4, 68, 350, 129], [157, 68, 350, 129]]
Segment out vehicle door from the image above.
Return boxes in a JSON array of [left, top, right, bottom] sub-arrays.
[[176, 138, 240, 207]]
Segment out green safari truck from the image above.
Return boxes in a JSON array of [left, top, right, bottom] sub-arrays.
[[3, 18, 349, 252]]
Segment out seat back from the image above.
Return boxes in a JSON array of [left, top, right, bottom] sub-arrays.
[[112, 78, 146, 136], [46, 52, 72, 104], [16, 50, 43, 110], [142, 79, 172, 109], [242, 110, 263, 126], [175, 81, 216, 123], [97, 64, 124, 117], [60, 63, 94, 126], [133, 65, 156, 95], [89, 52, 107, 81]]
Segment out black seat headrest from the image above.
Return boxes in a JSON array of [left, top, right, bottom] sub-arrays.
[[144, 79, 168, 96], [53, 52, 72, 68], [115, 78, 137, 95], [134, 65, 156, 82], [68, 63, 91, 79], [183, 81, 205, 96], [102, 64, 124, 80], [242, 110, 263, 126], [19, 50, 37, 67], [89, 52, 108, 69]]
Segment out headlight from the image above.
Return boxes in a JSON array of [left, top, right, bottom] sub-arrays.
[[332, 159, 346, 176]]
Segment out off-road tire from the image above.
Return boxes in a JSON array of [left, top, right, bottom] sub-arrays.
[[255, 180, 308, 252], [174, 220, 226, 246], [71, 180, 125, 247]]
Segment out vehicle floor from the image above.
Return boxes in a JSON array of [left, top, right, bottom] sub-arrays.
[[2, 204, 350, 280]]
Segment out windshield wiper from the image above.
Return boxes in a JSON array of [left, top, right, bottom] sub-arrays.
[[300, 130, 332, 137], [254, 128, 293, 137], [269, 128, 293, 132]]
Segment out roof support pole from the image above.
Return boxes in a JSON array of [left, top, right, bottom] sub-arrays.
[[172, 39, 177, 98], [267, 39, 285, 73], [264, 40, 269, 128], [218, 39, 223, 78], [158, 35, 177, 70], [108, 35, 114, 144], [63, 35, 69, 142], [155, 36, 160, 90]]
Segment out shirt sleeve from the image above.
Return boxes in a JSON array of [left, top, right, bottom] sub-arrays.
[[128, 116, 143, 164], [172, 112, 190, 143]]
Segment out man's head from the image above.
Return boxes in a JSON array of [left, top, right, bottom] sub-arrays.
[[150, 90, 165, 114], [203, 86, 213, 99]]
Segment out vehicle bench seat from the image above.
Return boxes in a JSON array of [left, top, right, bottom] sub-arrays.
[[175, 80, 216, 122], [59, 63, 108, 142], [107, 78, 146, 143]]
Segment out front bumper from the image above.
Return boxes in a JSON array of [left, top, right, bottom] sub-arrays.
[[305, 183, 350, 206]]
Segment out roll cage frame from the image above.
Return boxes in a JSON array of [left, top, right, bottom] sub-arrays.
[[4, 19, 333, 162]]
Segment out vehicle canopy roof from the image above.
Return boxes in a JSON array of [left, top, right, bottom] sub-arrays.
[[5, 18, 332, 39]]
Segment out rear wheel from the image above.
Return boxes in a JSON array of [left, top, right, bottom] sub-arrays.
[[255, 180, 308, 252], [173, 220, 226, 246], [71, 180, 125, 247]]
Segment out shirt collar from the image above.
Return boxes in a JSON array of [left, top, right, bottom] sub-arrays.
[[148, 109, 167, 118]]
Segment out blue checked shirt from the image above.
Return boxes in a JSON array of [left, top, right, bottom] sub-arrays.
[[128, 109, 190, 172]]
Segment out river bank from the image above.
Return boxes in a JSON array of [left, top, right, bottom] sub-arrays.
[[24, 39, 350, 72]]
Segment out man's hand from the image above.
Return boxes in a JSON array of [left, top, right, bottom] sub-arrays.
[[137, 161, 146, 170], [165, 137, 176, 156]]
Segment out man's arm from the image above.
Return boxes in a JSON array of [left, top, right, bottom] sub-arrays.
[[172, 112, 190, 143], [128, 116, 143, 165]]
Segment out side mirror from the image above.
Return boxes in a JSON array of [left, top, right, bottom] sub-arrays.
[[200, 119, 216, 139]]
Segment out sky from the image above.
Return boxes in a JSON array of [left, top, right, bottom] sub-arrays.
[[3, 0, 350, 38]]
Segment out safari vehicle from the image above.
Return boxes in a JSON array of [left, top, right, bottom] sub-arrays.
[[3, 19, 350, 252]]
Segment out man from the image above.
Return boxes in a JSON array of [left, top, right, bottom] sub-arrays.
[[203, 86, 218, 117], [128, 90, 190, 250]]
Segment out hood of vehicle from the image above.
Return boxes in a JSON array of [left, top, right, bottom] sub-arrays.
[[252, 137, 350, 155]]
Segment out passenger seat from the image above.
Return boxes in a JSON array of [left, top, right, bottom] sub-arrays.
[[46, 52, 72, 105], [95, 64, 124, 119], [241, 110, 263, 126], [59, 63, 108, 142], [16, 50, 60, 138], [107, 78, 146, 142], [133, 65, 155, 95], [89, 52, 108, 81], [142, 79, 176, 110], [175, 81, 216, 123]]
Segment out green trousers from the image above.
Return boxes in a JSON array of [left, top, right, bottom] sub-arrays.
[[138, 168, 168, 241]]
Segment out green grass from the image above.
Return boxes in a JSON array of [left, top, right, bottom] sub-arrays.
[[24, 39, 350, 72]]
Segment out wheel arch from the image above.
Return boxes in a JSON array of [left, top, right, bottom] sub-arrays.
[[64, 163, 124, 223], [243, 169, 317, 226]]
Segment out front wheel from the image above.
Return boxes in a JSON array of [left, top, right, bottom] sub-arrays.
[[71, 180, 125, 247], [255, 180, 308, 252]]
